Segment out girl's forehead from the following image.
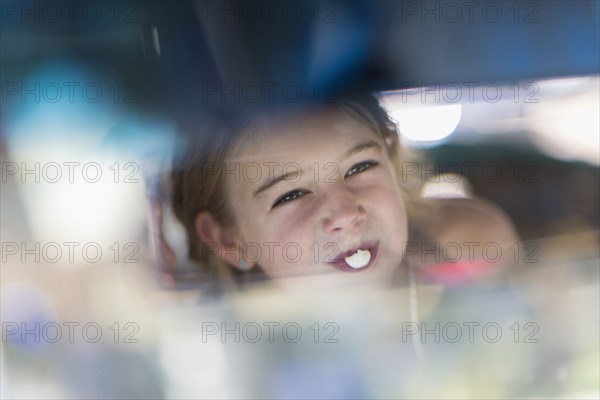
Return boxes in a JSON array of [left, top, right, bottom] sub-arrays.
[[229, 106, 379, 161]]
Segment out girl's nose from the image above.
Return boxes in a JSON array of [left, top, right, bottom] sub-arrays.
[[320, 185, 367, 236]]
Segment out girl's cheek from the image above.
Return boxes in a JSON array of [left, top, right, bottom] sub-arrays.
[[261, 211, 298, 245], [358, 178, 400, 203], [271, 200, 315, 232], [271, 218, 310, 248], [266, 214, 317, 266]]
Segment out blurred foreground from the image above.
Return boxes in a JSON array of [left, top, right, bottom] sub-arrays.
[[1, 229, 599, 398]]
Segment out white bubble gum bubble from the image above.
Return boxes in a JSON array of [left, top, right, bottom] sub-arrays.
[[345, 249, 371, 269]]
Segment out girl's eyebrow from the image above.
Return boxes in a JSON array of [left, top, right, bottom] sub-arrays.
[[252, 139, 382, 199], [344, 140, 381, 158], [253, 168, 302, 199]]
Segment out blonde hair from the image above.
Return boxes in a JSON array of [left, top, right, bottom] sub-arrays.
[[171, 95, 427, 286]]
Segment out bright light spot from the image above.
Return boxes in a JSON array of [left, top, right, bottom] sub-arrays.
[[528, 87, 600, 165], [385, 104, 462, 143], [420, 173, 472, 199]]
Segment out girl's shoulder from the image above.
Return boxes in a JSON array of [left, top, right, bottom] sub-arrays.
[[409, 197, 519, 252]]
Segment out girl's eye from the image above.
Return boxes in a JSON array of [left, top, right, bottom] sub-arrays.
[[345, 160, 379, 178], [272, 190, 307, 208]]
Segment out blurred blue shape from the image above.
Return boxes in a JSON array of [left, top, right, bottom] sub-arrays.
[[268, 358, 367, 399], [1, 282, 54, 352]]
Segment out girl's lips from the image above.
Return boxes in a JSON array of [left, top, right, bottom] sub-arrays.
[[326, 241, 379, 272]]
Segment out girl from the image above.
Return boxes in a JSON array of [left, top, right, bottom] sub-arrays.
[[168, 94, 517, 290]]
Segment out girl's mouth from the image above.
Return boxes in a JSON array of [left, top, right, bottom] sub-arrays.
[[327, 241, 379, 272]]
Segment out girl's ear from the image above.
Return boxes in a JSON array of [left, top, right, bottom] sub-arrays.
[[194, 211, 256, 272]]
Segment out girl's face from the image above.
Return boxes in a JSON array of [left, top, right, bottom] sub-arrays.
[[225, 107, 408, 287]]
